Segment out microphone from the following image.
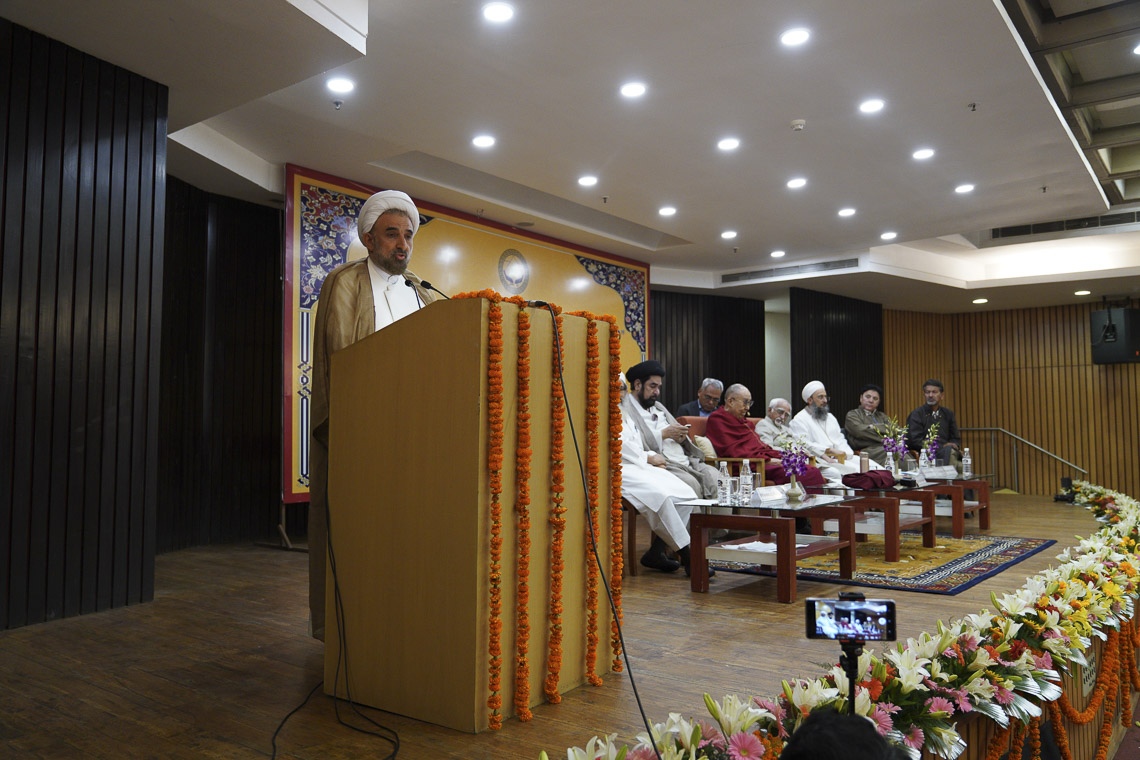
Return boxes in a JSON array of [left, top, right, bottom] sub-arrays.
[[526, 300, 549, 308], [418, 279, 451, 300], [403, 277, 425, 308]]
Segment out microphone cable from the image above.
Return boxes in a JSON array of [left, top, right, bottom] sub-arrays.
[[535, 304, 663, 760]]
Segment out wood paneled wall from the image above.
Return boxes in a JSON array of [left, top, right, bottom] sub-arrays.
[[159, 177, 285, 552], [884, 304, 1140, 497], [789, 288, 885, 416], [649, 290, 766, 414], [0, 19, 166, 628]]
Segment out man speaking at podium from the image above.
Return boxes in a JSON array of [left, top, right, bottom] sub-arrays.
[[308, 190, 436, 641]]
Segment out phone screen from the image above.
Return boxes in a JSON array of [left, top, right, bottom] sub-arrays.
[[805, 597, 896, 641]]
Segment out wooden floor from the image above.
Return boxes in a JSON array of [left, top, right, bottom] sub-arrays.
[[0, 494, 1115, 759]]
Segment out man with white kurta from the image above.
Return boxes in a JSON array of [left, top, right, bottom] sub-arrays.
[[308, 190, 436, 641], [619, 376, 701, 575], [619, 360, 720, 577], [789, 381, 883, 479]]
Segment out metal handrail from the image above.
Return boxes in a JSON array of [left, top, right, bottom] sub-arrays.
[[960, 426, 1087, 493]]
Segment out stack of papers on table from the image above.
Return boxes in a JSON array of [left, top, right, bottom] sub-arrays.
[[717, 540, 809, 552]]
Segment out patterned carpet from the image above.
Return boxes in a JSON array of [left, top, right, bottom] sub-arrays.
[[709, 532, 1056, 595]]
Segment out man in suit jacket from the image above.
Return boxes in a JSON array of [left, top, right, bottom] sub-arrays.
[[674, 377, 723, 418]]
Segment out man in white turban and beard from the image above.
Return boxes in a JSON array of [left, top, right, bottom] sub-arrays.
[[789, 380, 883, 479], [308, 190, 436, 641]]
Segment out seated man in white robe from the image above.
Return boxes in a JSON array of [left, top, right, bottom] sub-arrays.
[[619, 374, 710, 577], [789, 381, 884, 479]]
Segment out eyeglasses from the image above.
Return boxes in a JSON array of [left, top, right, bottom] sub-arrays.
[[734, 398, 754, 408]]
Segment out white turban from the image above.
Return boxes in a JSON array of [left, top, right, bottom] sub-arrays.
[[357, 190, 420, 243], [801, 380, 825, 402]]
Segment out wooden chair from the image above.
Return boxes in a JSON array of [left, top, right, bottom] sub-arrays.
[[621, 497, 638, 577]]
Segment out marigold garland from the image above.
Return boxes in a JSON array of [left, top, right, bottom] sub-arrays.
[[983, 724, 1012, 760], [568, 314, 604, 687], [483, 294, 506, 729], [603, 314, 625, 670], [1048, 699, 1074, 760], [511, 301, 533, 720], [543, 306, 568, 703], [451, 290, 626, 716]]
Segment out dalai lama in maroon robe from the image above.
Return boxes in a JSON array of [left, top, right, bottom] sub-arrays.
[[706, 383, 826, 487]]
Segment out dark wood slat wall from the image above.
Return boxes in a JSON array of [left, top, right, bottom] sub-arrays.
[[157, 177, 285, 553], [648, 290, 766, 414], [884, 305, 1140, 497], [0, 19, 167, 629], [788, 288, 884, 417]]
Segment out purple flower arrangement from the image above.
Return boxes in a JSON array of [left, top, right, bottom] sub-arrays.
[[922, 423, 941, 464], [780, 438, 810, 479], [879, 417, 908, 460]]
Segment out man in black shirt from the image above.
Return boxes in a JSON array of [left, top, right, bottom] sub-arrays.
[[905, 378, 962, 469]]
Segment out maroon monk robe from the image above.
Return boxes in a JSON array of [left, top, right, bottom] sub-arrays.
[[705, 408, 825, 486]]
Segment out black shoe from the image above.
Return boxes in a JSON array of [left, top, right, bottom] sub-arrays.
[[641, 536, 681, 573], [678, 546, 714, 579]]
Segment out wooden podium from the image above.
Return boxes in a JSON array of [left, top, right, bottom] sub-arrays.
[[324, 297, 619, 732]]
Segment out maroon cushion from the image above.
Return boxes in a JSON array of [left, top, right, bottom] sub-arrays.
[[842, 470, 896, 490]]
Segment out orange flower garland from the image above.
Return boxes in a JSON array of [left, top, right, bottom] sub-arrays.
[[511, 301, 533, 720], [450, 290, 627, 716], [983, 724, 1012, 760], [604, 315, 624, 669], [543, 305, 568, 703], [483, 292, 506, 729], [569, 313, 604, 686], [1048, 699, 1074, 760]]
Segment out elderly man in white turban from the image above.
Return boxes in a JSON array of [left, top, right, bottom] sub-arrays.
[[789, 381, 883, 479], [308, 190, 436, 641]]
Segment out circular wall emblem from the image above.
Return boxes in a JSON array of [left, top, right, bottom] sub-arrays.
[[497, 249, 530, 294]]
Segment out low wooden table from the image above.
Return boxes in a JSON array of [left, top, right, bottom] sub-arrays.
[[688, 498, 857, 602], [812, 492, 937, 562], [908, 479, 991, 538]]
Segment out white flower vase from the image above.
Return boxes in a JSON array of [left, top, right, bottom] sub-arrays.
[[785, 474, 805, 504]]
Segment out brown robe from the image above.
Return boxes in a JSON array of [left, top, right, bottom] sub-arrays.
[[308, 259, 435, 640]]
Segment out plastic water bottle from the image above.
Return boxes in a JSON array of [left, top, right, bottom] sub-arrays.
[[717, 461, 730, 506], [962, 448, 973, 479], [919, 449, 930, 470], [739, 460, 752, 506]]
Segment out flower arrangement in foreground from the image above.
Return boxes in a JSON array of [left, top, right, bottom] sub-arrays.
[[545, 479, 1140, 759], [777, 437, 810, 480], [878, 417, 909, 469]]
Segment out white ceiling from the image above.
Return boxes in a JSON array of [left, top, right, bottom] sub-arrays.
[[7, 0, 1140, 312]]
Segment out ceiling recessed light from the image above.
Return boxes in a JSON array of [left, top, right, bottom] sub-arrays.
[[483, 2, 514, 22], [786, 177, 807, 189], [780, 28, 811, 46], [326, 77, 354, 94], [658, 206, 676, 216], [578, 175, 598, 187], [838, 207, 856, 217], [859, 98, 885, 113], [1134, 43, 1140, 55], [1075, 290, 1091, 296], [770, 250, 786, 258], [880, 231, 898, 240], [717, 137, 740, 151], [972, 298, 988, 304], [955, 184, 975, 194], [721, 230, 737, 240], [912, 148, 935, 160], [620, 81, 647, 98], [472, 134, 496, 148]]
